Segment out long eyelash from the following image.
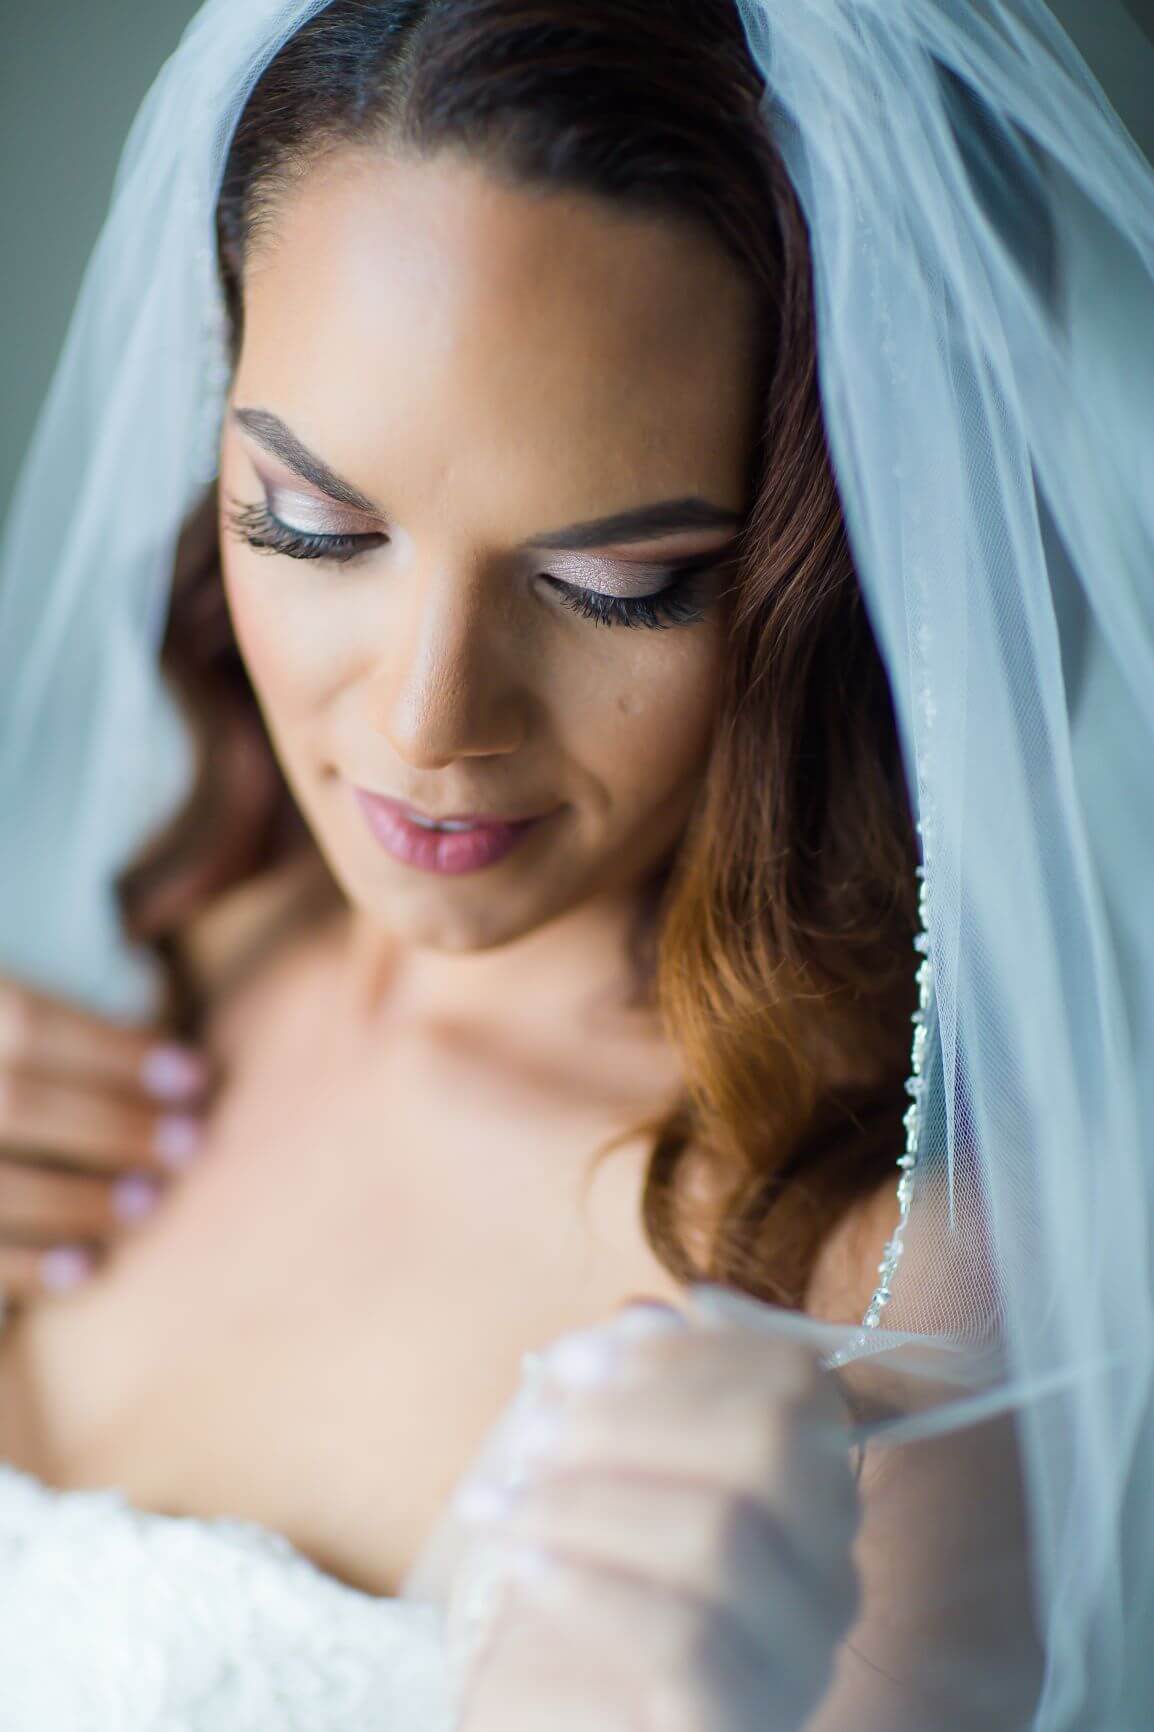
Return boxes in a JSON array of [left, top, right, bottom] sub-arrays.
[[225, 495, 724, 629], [224, 498, 385, 565], [545, 563, 715, 631]]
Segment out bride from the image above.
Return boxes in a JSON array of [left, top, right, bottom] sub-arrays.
[[0, 1, 1151, 1728]]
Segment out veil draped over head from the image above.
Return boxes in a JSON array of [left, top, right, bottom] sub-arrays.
[[1, 1, 1152, 1727]]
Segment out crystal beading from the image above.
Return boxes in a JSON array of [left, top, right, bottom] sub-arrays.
[[824, 836, 932, 1369], [860, 858, 931, 1333]]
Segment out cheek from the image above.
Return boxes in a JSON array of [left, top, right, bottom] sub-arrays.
[[588, 628, 726, 812], [221, 559, 346, 716]]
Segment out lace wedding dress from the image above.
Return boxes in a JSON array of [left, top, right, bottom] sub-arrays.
[[0, 1344, 550, 1730]]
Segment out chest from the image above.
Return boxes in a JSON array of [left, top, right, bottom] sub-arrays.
[[0, 947, 689, 1597]]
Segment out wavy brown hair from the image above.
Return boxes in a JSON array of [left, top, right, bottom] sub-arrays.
[[116, 0, 920, 1311]]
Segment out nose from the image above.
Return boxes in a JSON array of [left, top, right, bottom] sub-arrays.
[[360, 561, 528, 768]]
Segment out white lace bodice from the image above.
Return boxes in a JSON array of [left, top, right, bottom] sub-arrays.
[[0, 1458, 454, 1731], [0, 1351, 551, 1731]]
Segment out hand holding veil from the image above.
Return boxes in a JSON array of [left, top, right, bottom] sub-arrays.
[[0, 1, 1151, 1728]]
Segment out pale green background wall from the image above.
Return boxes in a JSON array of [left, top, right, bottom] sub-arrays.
[[2, 0, 1152, 524]]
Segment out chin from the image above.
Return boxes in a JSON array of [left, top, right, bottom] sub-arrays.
[[341, 864, 584, 957]]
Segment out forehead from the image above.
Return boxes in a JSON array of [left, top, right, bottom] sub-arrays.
[[235, 147, 762, 525]]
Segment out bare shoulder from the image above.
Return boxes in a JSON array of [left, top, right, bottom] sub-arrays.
[[803, 1176, 900, 1326]]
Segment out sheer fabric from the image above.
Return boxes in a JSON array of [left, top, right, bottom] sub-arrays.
[[0, 2, 1151, 1726]]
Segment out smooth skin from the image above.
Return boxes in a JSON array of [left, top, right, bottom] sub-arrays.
[[219, 146, 754, 990], [0, 148, 896, 1722]]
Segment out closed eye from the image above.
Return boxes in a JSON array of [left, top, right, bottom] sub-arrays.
[[223, 495, 731, 630], [224, 497, 386, 565]]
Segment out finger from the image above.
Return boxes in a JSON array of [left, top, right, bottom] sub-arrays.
[[0, 1158, 166, 1242], [494, 1334, 858, 1542], [459, 1545, 778, 1732], [459, 1462, 858, 1664], [0, 1240, 99, 1302], [0, 980, 212, 1103], [538, 1322, 836, 1416], [0, 1068, 205, 1174]]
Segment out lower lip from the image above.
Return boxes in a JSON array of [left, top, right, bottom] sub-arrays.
[[352, 789, 553, 875]]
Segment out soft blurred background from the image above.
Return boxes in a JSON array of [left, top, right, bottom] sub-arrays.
[[2, 0, 1152, 523]]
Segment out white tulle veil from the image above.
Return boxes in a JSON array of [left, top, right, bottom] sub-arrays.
[[1, 1, 1152, 1726]]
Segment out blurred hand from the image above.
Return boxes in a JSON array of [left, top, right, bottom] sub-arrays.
[[451, 1300, 861, 1732], [0, 976, 214, 1306]]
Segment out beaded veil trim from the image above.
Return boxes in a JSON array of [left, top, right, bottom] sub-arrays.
[[825, 849, 932, 1367]]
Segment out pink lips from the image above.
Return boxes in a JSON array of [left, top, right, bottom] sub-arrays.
[[352, 789, 552, 875]]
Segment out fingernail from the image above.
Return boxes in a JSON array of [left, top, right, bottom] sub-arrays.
[[113, 1173, 163, 1223], [510, 1403, 564, 1452], [453, 1476, 517, 1523], [541, 1327, 626, 1386], [40, 1245, 94, 1291], [505, 1542, 558, 1581], [502, 1405, 565, 1485], [140, 1044, 210, 1103], [610, 1300, 690, 1339], [153, 1113, 204, 1170]]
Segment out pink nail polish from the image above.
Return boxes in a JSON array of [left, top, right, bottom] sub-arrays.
[[140, 1044, 210, 1102], [153, 1113, 204, 1170], [113, 1173, 162, 1223], [40, 1245, 94, 1291]]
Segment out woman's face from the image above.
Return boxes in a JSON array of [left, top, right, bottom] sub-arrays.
[[218, 147, 762, 955]]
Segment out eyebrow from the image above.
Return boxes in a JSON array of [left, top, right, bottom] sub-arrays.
[[232, 406, 745, 550]]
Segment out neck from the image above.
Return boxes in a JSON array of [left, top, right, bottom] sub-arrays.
[[342, 881, 663, 1042]]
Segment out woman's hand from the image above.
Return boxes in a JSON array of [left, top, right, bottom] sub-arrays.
[[452, 1298, 861, 1732], [0, 976, 214, 1305]]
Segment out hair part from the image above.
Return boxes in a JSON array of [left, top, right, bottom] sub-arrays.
[[118, 0, 919, 1312]]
